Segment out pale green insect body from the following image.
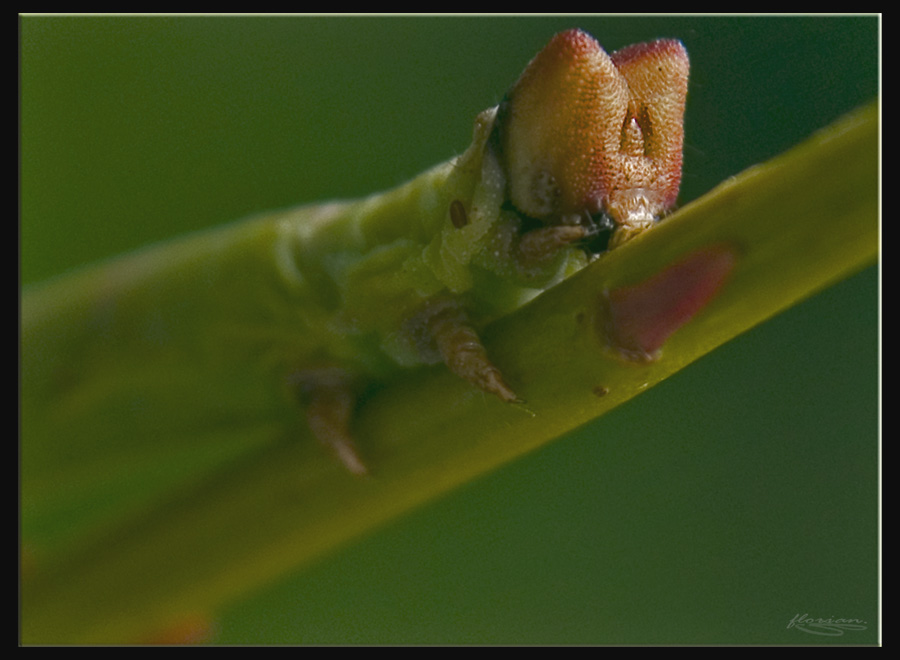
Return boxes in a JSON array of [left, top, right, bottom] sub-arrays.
[[256, 106, 586, 374], [24, 27, 690, 545], [21, 107, 585, 548]]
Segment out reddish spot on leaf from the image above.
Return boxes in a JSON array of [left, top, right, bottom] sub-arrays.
[[602, 244, 737, 360], [139, 613, 216, 645]]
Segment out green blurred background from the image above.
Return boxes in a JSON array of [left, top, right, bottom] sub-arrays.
[[21, 16, 878, 644]]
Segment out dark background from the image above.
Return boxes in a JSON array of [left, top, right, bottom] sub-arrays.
[[21, 16, 879, 644]]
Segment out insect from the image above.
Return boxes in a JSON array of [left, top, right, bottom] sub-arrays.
[[22, 28, 689, 504]]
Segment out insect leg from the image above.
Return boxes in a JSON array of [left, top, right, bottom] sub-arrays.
[[517, 225, 587, 268], [424, 302, 519, 403], [290, 368, 367, 476]]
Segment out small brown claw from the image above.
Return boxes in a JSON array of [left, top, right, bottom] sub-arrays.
[[426, 303, 519, 403], [290, 368, 368, 476]]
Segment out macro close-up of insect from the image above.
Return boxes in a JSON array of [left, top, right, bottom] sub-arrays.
[[23, 27, 691, 477], [21, 17, 878, 645]]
